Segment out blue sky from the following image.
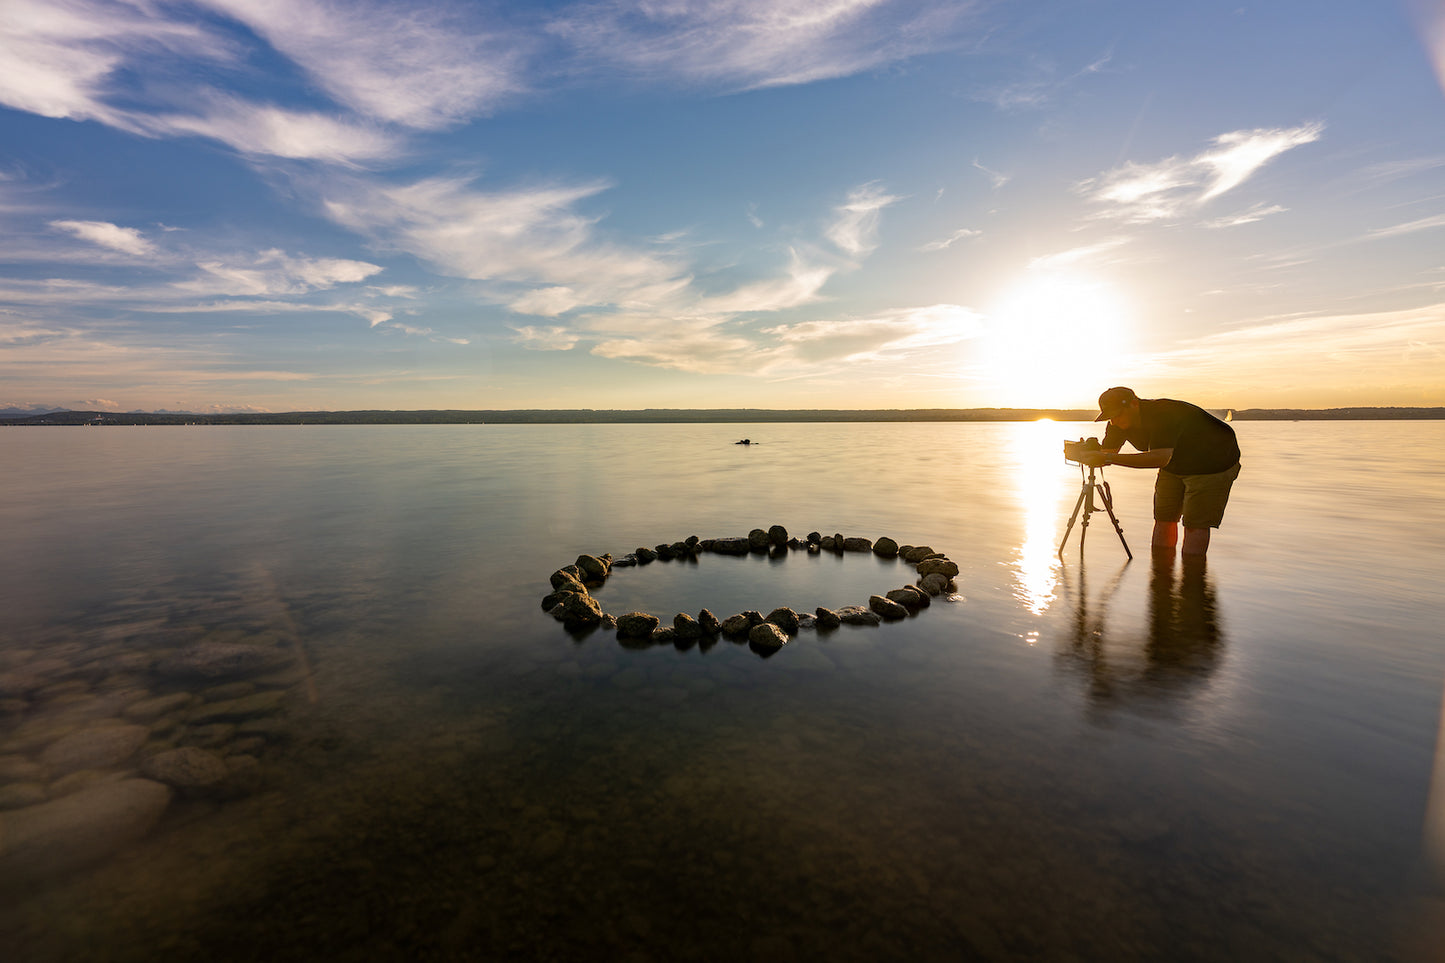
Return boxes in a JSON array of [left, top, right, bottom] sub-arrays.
[[2, 0, 1443, 413]]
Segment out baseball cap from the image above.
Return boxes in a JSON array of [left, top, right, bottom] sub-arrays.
[[1094, 386, 1137, 422]]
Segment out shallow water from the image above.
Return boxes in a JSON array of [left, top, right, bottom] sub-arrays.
[[2, 421, 1443, 961]]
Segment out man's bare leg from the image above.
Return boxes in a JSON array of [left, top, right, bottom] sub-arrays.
[[1181, 526, 1211, 556], [1152, 520, 1178, 550]]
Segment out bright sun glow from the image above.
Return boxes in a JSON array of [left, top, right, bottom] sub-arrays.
[[978, 271, 1135, 408]]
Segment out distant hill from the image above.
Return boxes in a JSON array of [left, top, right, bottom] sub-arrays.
[[4, 406, 1442, 426]]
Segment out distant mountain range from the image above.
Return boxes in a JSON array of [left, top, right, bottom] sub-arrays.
[[3, 407, 1443, 426]]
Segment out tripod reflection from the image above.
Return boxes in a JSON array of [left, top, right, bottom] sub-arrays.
[[1055, 551, 1225, 718]]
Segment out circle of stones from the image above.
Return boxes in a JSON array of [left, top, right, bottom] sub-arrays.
[[541, 525, 961, 649]]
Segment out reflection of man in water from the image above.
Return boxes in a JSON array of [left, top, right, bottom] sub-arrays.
[[1060, 553, 1224, 713], [1075, 387, 1241, 557]]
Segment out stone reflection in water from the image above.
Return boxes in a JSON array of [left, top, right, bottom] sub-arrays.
[[0, 574, 310, 890], [1055, 552, 1225, 715]]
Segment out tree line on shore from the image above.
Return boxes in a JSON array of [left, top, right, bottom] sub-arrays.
[[4, 406, 1442, 426]]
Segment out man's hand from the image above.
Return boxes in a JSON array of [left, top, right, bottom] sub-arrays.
[[1075, 448, 1110, 468]]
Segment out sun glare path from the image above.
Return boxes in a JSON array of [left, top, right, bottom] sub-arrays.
[[1011, 419, 1067, 618]]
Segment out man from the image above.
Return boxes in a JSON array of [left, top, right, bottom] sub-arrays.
[[1077, 387, 1241, 557]]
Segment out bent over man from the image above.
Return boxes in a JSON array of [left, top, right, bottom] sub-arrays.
[[1077, 387, 1241, 557]]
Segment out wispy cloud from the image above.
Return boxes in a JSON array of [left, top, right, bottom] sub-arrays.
[[318, 173, 682, 302], [1364, 212, 1445, 240], [1201, 203, 1288, 229], [194, 0, 528, 128], [919, 227, 981, 252], [973, 158, 1010, 188], [972, 49, 1114, 111], [510, 325, 582, 351], [548, 0, 978, 92], [1080, 123, 1323, 222], [49, 219, 158, 256], [825, 181, 902, 258], [174, 250, 383, 297]]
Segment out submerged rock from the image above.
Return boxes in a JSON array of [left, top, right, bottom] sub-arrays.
[[842, 537, 873, 552], [0, 778, 172, 882], [40, 724, 149, 776], [140, 747, 229, 794], [814, 607, 841, 630], [872, 536, 900, 558], [155, 642, 290, 681]]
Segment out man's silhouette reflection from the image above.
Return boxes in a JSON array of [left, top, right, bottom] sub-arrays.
[[1057, 549, 1225, 716]]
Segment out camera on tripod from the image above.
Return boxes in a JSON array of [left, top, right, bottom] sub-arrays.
[[1063, 436, 1103, 465]]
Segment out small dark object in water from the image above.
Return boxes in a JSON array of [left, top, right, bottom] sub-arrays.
[[735, 438, 753, 445]]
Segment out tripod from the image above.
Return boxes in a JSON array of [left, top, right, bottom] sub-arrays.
[[1058, 463, 1132, 560]]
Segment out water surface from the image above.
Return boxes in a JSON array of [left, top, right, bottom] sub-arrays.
[[2, 421, 1442, 961]]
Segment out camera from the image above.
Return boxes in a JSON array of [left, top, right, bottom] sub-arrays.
[[1063, 436, 1103, 464]]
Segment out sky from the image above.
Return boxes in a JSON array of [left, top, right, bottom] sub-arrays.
[[2, 0, 1444, 414]]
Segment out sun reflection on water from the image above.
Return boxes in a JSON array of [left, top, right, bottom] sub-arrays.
[[1009, 420, 1069, 617]]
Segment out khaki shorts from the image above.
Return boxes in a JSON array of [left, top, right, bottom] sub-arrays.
[[1154, 462, 1241, 529]]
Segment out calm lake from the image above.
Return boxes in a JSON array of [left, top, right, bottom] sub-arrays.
[[2, 420, 1443, 961]]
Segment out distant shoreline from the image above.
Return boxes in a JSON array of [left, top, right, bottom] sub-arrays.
[[4, 406, 1444, 426]]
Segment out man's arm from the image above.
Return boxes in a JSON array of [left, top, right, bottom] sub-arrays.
[[1079, 447, 1173, 469]]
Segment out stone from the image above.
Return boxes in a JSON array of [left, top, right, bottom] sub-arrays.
[[764, 607, 800, 636], [767, 525, 789, 546], [541, 588, 585, 612], [748, 529, 770, 552], [634, 546, 657, 563], [650, 627, 676, 644], [187, 690, 285, 724], [872, 536, 900, 558], [0, 754, 47, 783], [917, 557, 960, 578], [814, 607, 841, 630], [920, 572, 951, 596], [550, 569, 587, 592], [842, 537, 873, 552], [198, 681, 256, 702], [673, 614, 703, 640], [559, 594, 604, 630], [616, 613, 661, 639], [654, 543, 676, 561], [154, 642, 291, 680], [181, 722, 237, 748], [837, 606, 882, 626], [0, 782, 47, 809], [141, 747, 230, 793], [697, 609, 721, 635], [869, 595, 909, 621], [720, 614, 753, 637], [819, 536, 836, 551], [748, 623, 789, 648], [887, 586, 931, 609], [711, 537, 750, 556], [611, 555, 637, 568], [806, 532, 822, 543], [40, 724, 148, 776], [900, 545, 936, 563], [0, 778, 172, 883], [123, 695, 189, 724]]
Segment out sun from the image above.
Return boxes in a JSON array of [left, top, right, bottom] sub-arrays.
[[976, 270, 1135, 408]]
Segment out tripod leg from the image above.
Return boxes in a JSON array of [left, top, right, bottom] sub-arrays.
[[1058, 484, 1088, 557], [1097, 481, 1133, 559]]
